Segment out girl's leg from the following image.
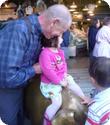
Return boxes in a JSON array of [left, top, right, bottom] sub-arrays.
[[66, 74, 85, 98], [43, 93, 62, 125]]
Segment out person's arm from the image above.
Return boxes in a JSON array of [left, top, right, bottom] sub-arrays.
[[5, 24, 36, 88], [39, 51, 62, 84]]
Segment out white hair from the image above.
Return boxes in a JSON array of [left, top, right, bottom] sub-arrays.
[[43, 4, 72, 27]]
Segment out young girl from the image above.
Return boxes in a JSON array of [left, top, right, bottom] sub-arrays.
[[39, 35, 87, 125]]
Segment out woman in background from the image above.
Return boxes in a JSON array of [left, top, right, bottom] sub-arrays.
[[88, 18, 100, 57]]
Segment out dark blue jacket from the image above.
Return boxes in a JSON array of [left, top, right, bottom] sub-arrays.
[[61, 30, 70, 47], [88, 26, 98, 53], [0, 14, 42, 125], [0, 14, 42, 88], [88, 25, 99, 53]]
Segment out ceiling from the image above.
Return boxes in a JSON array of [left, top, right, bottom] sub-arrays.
[[43, 0, 109, 8], [6, 0, 110, 8], [63, 0, 97, 7], [3, 0, 110, 16]]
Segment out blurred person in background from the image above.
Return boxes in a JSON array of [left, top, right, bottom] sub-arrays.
[[88, 18, 100, 57], [93, 17, 110, 58], [61, 30, 70, 59]]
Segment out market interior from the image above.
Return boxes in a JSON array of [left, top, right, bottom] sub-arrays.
[[0, 0, 110, 125], [0, 0, 110, 58]]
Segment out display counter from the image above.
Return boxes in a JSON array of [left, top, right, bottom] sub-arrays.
[[69, 30, 88, 57]]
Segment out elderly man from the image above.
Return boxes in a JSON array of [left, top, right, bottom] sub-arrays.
[[0, 4, 72, 125]]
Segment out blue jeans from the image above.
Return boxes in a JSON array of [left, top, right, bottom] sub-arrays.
[[0, 88, 24, 125]]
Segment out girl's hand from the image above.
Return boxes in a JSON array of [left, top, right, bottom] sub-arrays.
[[60, 79, 68, 87], [81, 96, 92, 105]]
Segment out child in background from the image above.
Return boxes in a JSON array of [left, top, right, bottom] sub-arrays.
[[39, 35, 88, 125], [85, 57, 110, 125]]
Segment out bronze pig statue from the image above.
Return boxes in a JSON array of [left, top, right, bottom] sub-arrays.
[[24, 75, 87, 125]]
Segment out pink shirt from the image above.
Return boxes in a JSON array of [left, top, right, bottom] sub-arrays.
[[39, 48, 67, 85]]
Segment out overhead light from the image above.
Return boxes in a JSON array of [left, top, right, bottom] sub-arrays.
[[73, 13, 83, 20], [87, 18, 91, 21], [82, 6, 89, 11], [98, 0, 101, 4], [69, 8, 75, 12], [76, 14, 83, 18], [89, 13, 95, 16], [88, 11, 93, 14], [70, 2, 77, 8], [73, 11, 79, 14], [70, 5, 77, 8], [4, 4, 8, 8], [95, 5, 98, 8]]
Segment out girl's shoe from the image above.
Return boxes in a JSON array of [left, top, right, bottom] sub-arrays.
[[43, 114, 52, 125]]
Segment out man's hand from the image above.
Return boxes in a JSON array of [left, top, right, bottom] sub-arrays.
[[33, 63, 42, 74]]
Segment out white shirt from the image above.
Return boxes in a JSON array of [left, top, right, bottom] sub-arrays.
[[93, 26, 110, 58], [93, 41, 110, 58]]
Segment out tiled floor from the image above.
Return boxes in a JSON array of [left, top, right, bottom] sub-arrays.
[[67, 57, 89, 69], [67, 57, 94, 97]]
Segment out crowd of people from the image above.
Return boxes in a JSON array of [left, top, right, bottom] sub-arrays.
[[87, 16, 110, 125], [0, 1, 110, 125], [15, 0, 47, 18]]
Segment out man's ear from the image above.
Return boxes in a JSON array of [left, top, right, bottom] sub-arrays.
[[52, 18, 60, 26]]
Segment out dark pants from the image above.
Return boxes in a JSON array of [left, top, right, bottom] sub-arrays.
[[0, 88, 24, 125]]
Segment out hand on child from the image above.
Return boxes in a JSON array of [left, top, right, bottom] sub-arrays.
[[33, 63, 42, 74]]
